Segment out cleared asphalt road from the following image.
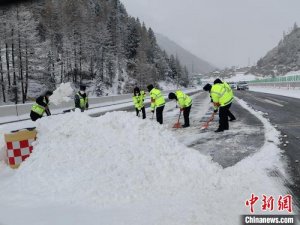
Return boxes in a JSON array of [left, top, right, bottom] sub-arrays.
[[235, 90, 300, 207], [173, 93, 265, 168]]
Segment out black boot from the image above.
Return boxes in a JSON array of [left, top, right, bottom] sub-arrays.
[[215, 128, 224, 133], [182, 124, 190, 128]]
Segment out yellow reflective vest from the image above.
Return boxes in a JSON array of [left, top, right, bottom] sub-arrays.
[[175, 90, 192, 108], [76, 93, 89, 110], [224, 81, 234, 97], [31, 97, 48, 116], [210, 83, 234, 107], [132, 90, 146, 110], [150, 88, 165, 110]]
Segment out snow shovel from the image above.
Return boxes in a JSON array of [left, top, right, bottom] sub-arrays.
[[201, 112, 215, 130], [63, 108, 76, 113], [11, 127, 36, 133], [173, 110, 182, 128]]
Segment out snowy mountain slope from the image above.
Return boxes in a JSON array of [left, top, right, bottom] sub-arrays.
[[251, 24, 300, 76], [156, 33, 216, 74]]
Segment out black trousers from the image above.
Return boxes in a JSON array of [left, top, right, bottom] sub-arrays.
[[156, 105, 164, 124], [183, 105, 192, 126], [228, 108, 236, 120], [30, 111, 42, 121], [136, 107, 146, 119], [219, 103, 232, 130]]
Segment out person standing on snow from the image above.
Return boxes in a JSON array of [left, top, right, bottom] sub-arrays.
[[75, 85, 89, 112], [203, 82, 236, 122], [132, 87, 146, 119], [30, 90, 53, 121], [213, 78, 236, 122], [168, 90, 193, 128], [203, 79, 234, 132], [147, 84, 165, 124]]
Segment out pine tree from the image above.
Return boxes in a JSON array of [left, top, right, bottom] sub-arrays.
[[0, 41, 5, 102], [0, 0, 190, 101]]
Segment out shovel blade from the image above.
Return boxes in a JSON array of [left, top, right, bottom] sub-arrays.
[[173, 122, 182, 128], [201, 123, 209, 130]]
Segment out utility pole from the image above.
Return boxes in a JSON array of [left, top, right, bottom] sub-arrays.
[[192, 62, 194, 75]]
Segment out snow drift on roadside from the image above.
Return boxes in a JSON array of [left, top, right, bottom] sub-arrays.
[[158, 80, 179, 90], [49, 82, 73, 105], [0, 111, 289, 225], [250, 86, 300, 99], [224, 73, 257, 82]]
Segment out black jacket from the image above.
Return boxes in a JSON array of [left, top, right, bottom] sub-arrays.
[[30, 96, 51, 121], [36, 96, 51, 116]]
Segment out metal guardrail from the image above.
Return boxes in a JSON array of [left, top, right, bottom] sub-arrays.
[[0, 94, 133, 118], [0, 88, 199, 119]]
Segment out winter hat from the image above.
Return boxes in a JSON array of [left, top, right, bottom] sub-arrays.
[[147, 84, 154, 92], [168, 92, 177, 100], [213, 78, 223, 84], [203, 83, 212, 92], [80, 85, 86, 91], [45, 90, 53, 96], [134, 87, 140, 94]]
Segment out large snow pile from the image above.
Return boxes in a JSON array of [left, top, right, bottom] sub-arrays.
[[49, 82, 73, 105], [0, 111, 287, 225], [250, 86, 300, 98], [225, 73, 257, 82], [158, 80, 179, 90], [201, 73, 258, 84], [284, 70, 300, 77]]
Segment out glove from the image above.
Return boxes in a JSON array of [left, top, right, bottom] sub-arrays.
[[180, 108, 184, 112], [214, 109, 218, 113]]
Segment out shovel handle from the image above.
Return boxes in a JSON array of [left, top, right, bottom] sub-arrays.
[[201, 112, 215, 129], [177, 110, 182, 123]]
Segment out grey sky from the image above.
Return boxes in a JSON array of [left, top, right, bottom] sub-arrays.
[[120, 0, 300, 68]]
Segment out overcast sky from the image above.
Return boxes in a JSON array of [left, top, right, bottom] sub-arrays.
[[121, 0, 300, 68]]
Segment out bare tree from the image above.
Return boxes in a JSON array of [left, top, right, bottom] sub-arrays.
[[0, 42, 6, 102]]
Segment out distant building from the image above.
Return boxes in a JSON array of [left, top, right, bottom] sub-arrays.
[[191, 74, 203, 86]]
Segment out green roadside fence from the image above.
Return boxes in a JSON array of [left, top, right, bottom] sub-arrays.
[[249, 75, 300, 83]]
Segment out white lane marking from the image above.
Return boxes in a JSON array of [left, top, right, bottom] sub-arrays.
[[263, 99, 284, 107], [247, 92, 286, 107], [267, 97, 287, 104]]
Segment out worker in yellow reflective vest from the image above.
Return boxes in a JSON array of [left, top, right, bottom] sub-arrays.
[[75, 85, 89, 112], [203, 78, 235, 132], [30, 90, 53, 121], [168, 90, 192, 128], [214, 78, 236, 122], [132, 87, 146, 119], [204, 82, 236, 122], [147, 84, 165, 124]]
